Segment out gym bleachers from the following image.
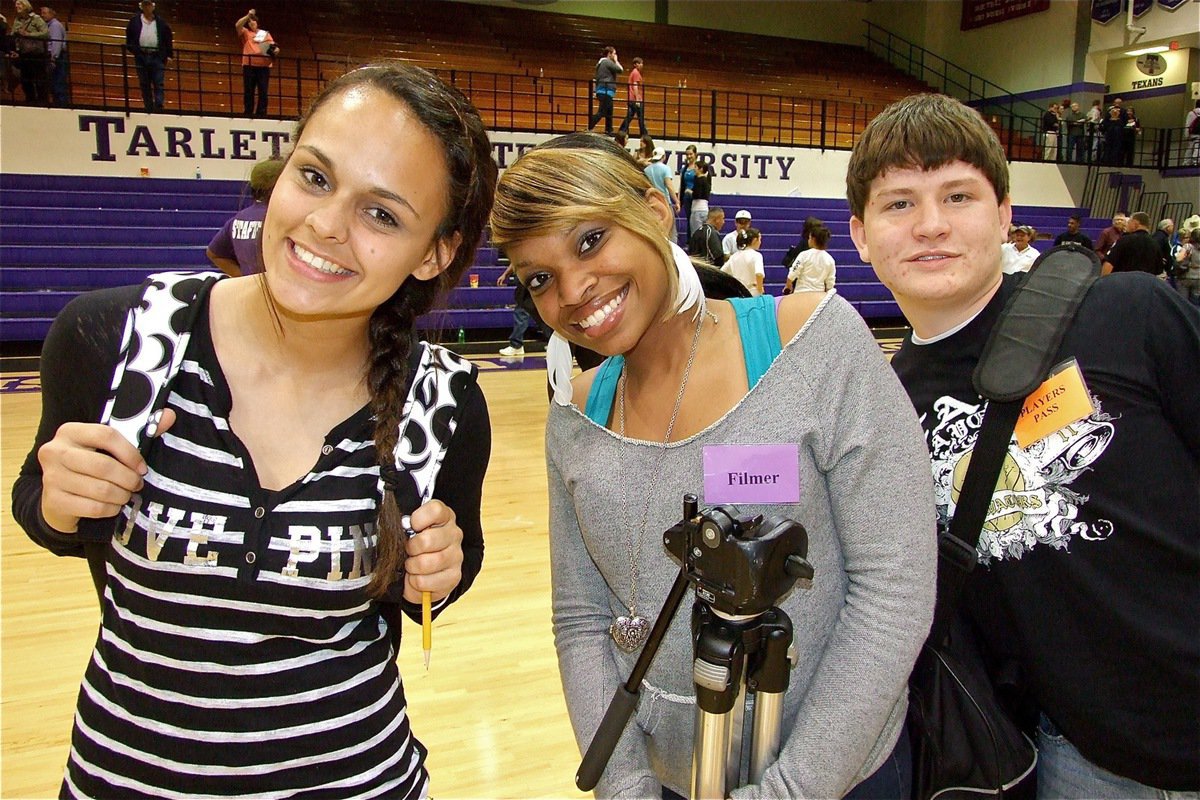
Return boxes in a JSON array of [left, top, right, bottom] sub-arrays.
[[45, 0, 931, 141], [0, 173, 1107, 342]]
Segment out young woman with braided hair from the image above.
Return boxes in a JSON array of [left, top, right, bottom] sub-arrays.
[[12, 62, 496, 798]]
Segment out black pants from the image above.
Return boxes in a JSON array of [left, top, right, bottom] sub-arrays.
[[619, 101, 645, 135], [589, 92, 615, 133], [243, 65, 270, 117], [48, 50, 71, 106], [18, 52, 49, 104], [134, 51, 166, 112]]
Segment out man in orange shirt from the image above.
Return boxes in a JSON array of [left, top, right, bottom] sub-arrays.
[[618, 56, 646, 136], [236, 8, 278, 118]]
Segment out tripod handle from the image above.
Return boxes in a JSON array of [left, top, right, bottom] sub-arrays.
[[577, 685, 639, 790], [576, 569, 691, 791]]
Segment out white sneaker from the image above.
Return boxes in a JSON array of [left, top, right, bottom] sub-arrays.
[[499, 345, 525, 356]]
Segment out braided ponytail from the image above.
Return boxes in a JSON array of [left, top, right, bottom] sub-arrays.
[[365, 281, 434, 598]]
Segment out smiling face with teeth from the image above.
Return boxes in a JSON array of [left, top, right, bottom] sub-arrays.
[[849, 160, 1012, 339], [505, 190, 677, 357], [260, 85, 458, 324]]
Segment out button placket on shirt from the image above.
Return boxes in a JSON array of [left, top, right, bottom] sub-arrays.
[[242, 492, 270, 578]]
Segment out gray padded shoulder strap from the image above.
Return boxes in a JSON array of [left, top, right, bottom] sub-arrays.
[[973, 244, 1101, 402]]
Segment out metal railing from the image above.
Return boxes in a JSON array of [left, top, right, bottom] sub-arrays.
[[864, 22, 1044, 123], [1084, 170, 1194, 221], [1, 38, 887, 151], [4, 34, 1196, 170], [864, 21, 1196, 171]]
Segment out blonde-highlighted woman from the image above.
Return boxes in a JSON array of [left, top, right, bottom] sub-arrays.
[[491, 132, 936, 799]]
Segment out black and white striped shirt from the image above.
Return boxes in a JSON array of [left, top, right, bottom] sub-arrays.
[[13, 285, 489, 799]]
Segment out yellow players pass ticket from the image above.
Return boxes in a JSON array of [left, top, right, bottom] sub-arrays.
[[1014, 359, 1096, 449]]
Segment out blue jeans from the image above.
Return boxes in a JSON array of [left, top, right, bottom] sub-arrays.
[[844, 724, 910, 799], [1036, 716, 1199, 800], [508, 306, 532, 348], [135, 51, 166, 112], [619, 100, 645, 135], [49, 50, 71, 106]]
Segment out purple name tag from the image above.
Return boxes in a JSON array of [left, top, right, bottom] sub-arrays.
[[702, 445, 800, 504]]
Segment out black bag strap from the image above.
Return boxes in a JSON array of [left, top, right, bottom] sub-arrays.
[[929, 244, 1101, 645]]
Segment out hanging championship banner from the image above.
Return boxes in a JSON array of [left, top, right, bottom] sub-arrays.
[[1156, 0, 1188, 9], [961, 0, 1050, 30], [1132, 0, 1153, 15], [1091, 0, 1123, 23]]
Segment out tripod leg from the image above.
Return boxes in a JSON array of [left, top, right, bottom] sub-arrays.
[[746, 610, 795, 786], [691, 604, 747, 798], [727, 681, 747, 790], [748, 690, 783, 784], [692, 705, 734, 800]]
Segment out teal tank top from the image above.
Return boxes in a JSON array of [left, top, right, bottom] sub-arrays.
[[584, 295, 782, 425]]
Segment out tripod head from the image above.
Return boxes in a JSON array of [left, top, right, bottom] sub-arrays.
[[663, 494, 814, 617]]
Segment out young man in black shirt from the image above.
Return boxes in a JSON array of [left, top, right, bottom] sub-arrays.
[[1053, 214, 1093, 251], [847, 93, 1200, 796]]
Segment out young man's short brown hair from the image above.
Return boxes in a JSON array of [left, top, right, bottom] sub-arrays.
[[846, 93, 1010, 220]]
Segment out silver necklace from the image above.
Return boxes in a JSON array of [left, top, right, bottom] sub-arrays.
[[610, 306, 710, 652]]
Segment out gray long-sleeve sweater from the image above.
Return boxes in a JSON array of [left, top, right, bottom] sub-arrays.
[[546, 294, 937, 799]]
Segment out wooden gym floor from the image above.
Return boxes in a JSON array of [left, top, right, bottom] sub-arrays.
[[1, 339, 903, 798]]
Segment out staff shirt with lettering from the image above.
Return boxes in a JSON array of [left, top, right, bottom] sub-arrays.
[[207, 201, 267, 275], [890, 272, 1200, 788], [12, 284, 490, 799]]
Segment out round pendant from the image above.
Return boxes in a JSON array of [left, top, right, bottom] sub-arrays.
[[610, 614, 650, 652]]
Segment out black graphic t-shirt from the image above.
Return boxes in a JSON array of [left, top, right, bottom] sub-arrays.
[[892, 272, 1200, 788]]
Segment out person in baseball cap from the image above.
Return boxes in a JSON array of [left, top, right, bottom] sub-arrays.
[[644, 146, 679, 212], [1001, 224, 1039, 274], [724, 210, 753, 256]]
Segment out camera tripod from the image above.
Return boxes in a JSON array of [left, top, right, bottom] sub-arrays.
[[577, 495, 815, 798]]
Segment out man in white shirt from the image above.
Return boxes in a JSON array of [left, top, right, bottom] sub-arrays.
[[722, 209, 751, 256], [1000, 224, 1039, 273], [124, 0, 173, 112]]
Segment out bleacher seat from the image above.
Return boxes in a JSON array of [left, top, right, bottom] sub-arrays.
[[0, 173, 1109, 342]]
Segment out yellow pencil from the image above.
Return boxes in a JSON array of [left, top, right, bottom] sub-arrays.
[[421, 591, 432, 670], [401, 514, 434, 670]]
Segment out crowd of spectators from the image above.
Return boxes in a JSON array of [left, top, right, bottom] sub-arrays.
[[1038, 95, 1148, 166]]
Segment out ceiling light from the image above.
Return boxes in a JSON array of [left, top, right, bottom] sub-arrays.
[[1124, 46, 1169, 56]]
